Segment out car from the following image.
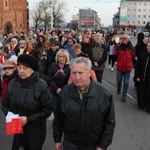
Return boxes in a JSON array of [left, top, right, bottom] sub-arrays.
[[143, 31, 149, 36]]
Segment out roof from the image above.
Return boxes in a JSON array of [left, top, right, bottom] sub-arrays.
[[117, 24, 136, 28]]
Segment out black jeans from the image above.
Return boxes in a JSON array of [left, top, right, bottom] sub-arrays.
[[95, 70, 104, 83]]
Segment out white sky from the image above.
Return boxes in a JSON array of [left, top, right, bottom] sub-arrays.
[[28, 0, 120, 27]]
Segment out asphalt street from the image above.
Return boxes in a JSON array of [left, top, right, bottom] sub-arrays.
[[1, 37, 150, 150]]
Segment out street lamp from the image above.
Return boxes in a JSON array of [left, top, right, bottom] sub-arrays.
[[49, 1, 53, 29]]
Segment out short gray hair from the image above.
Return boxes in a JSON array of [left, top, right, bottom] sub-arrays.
[[70, 57, 92, 70]]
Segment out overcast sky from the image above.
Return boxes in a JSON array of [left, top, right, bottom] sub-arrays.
[[28, 0, 120, 26]]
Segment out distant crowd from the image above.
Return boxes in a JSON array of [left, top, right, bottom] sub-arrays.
[[1, 27, 150, 149]]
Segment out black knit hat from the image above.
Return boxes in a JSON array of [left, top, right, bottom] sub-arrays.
[[17, 54, 39, 71]]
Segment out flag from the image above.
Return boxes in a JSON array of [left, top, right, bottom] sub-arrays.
[[6, 112, 23, 135]]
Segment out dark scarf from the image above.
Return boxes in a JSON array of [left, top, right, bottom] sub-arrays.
[[3, 70, 17, 84], [18, 73, 34, 88]]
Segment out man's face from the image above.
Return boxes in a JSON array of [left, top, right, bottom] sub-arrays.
[[94, 36, 101, 44], [147, 43, 150, 53], [71, 62, 91, 90], [143, 37, 149, 44], [74, 49, 81, 56], [51, 44, 58, 51], [121, 35, 129, 44]]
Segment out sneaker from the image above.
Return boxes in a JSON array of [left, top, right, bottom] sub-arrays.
[[117, 88, 121, 94], [122, 96, 126, 102], [111, 67, 114, 71]]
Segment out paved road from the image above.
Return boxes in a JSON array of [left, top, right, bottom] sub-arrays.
[[1, 37, 150, 150]]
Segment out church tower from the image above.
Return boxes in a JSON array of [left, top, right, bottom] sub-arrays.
[[0, 0, 29, 34]]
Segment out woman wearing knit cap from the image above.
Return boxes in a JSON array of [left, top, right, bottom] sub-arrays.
[[1, 60, 17, 101], [2, 54, 52, 150]]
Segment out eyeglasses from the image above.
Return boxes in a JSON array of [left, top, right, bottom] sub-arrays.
[[122, 38, 127, 40], [3, 67, 14, 71]]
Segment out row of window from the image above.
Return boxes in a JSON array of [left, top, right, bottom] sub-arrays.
[[127, 15, 150, 18], [127, 20, 146, 25], [128, 2, 150, 6], [128, 9, 150, 12]]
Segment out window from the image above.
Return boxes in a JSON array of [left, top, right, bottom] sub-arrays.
[[143, 15, 146, 18], [144, 3, 147, 6], [5, 1, 7, 7], [137, 15, 140, 18], [143, 21, 146, 24], [137, 21, 140, 24], [128, 15, 130, 18], [148, 15, 150, 18], [139, 3, 141, 6], [138, 9, 141, 12]]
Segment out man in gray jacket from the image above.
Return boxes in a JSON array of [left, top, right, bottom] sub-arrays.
[[88, 33, 107, 83]]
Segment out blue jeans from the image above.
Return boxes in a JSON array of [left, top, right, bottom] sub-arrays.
[[51, 92, 59, 115], [117, 71, 130, 97]]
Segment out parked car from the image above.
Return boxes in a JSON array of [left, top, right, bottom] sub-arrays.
[[143, 31, 150, 36]]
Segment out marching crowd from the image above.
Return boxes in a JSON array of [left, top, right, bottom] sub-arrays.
[[0, 27, 150, 150]]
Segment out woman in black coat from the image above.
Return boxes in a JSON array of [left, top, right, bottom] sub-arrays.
[[2, 54, 52, 150], [48, 49, 70, 114], [135, 42, 150, 113]]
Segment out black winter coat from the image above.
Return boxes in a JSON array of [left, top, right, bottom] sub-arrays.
[[2, 72, 52, 150], [53, 80, 115, 150], [135, 52, 150, 108], [48, 62, 70, 92]]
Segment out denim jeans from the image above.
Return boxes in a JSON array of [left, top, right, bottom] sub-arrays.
[[51, 92, 59, 115], [117, 71, 131, 97], [95, 70, 104, 83]]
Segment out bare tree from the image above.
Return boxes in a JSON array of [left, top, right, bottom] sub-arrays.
[[30, 0, 67, 31], [30, 4, 43, 30], [39, 1, 51, 32], [52, 0, 66, 27]]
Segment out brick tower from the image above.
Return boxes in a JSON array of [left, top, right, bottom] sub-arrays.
[[0, 0, 29, 35]]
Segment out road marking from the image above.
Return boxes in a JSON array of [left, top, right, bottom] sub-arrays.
[[103, 80, 137, 101]]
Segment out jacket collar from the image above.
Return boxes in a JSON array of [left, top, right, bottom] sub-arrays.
[[68, 79, 96, 99]]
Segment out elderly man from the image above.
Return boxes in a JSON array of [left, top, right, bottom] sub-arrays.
[[88, 33, 107, 83], [115, 34, 135, 102], [53, 57, 115, 150]]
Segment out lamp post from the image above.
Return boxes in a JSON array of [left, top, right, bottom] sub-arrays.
[[50, 1, 53, 29]]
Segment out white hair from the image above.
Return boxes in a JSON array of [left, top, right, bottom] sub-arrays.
[[70, 57, 92, 70]]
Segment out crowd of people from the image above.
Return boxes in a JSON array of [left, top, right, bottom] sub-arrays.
[[0, 27, 149, 149]]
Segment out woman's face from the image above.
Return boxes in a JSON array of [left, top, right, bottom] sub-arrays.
[[83, 37, 89, 43], [58, 54, 66, 64], [27, 43, 34, 50], [39, 37, 43, 43], [3, 67, 16, 76], [17, 64, 34, 79], [5, 43, 11, 50]]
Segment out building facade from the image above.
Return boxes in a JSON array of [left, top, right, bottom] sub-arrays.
[[120, 0, 150, 27], [78, 8, 101, 30], [0, 0, 29, 35]]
